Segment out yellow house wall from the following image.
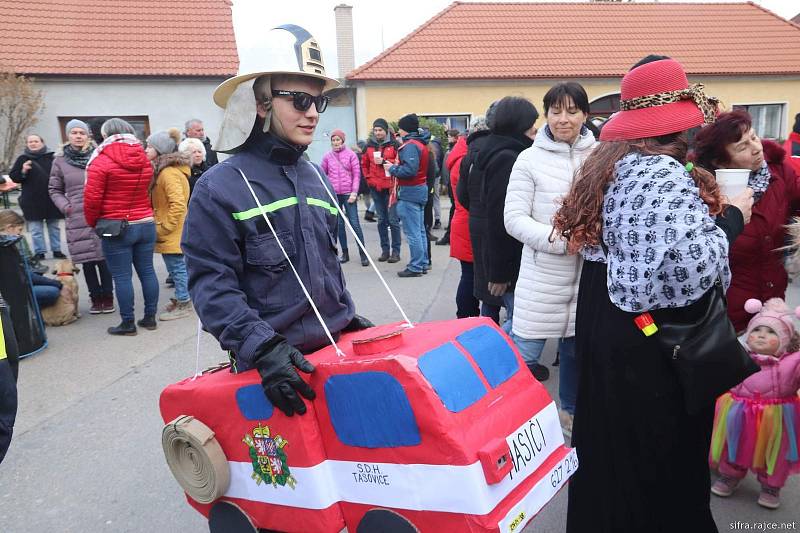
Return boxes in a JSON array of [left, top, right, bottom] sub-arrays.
[[354, 76, 800, 139]]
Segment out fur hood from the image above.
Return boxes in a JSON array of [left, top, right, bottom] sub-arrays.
[[150, 151, 190, 194], [153, 151, 190, 176]]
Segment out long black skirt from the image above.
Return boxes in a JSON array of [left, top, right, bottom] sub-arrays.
[[567, 260, 718, 533]]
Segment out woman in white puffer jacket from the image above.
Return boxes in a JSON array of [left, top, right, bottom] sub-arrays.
[[504, 82, 596, 435]]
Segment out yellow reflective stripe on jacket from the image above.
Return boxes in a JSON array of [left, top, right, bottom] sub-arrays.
[[306, 197, 339, 215], [231, 197, 337, 221], [232, 197, 298, 221], [0, 314, 6, 361]]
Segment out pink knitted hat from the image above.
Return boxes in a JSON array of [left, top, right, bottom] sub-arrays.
[[744, 298, 800, 354], [330, 129, 346, 142]]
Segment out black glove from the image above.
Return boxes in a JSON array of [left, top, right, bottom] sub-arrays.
[[343, 314, 375, 332], [253, 336, 316, 416]]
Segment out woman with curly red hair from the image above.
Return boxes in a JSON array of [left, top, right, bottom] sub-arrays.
[[692, 110, 800, 332], [554, 56, 753, 532]]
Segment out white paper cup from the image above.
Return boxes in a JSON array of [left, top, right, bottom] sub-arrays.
[[384, 166, 391, 177], [715, 169, 750, 198], [373, 151, 382, 164]]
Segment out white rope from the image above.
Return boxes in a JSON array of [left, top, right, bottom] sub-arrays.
[[191, 317, 203, 380], [306, 161, 414, 328], [237, 169, 345, 357]]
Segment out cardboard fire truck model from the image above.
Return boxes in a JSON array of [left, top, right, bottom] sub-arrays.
[[160, 317, 577, 532]]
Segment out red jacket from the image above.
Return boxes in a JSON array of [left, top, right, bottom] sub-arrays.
[[84, 141, 154, 227], [727, 140, 800, 331], [361, 141, 398, 191], [447, 137, 472, 262], [783, 131, 800, 176], [396, 138, 428, 187]]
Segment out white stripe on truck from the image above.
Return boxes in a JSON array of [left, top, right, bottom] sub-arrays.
[[224, 402, 571, 515]]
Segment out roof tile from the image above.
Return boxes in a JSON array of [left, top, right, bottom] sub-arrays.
[[348, 2, 800, 80], [0, 0, 238, 76]]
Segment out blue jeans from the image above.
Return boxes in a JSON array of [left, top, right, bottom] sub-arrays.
[[481, 291, 514, 325], [101, 222, 159, 321], [396, 185, 428, 273], [162, 254, 189, 302], [27, 220, 62, 255], [335, 194, 367, 259], [511, 335, 577, 414], [499, 291, 515, 334], [481, 302, 501, 323], [369, 187, 400, 255], [33, 285, 61, 308]]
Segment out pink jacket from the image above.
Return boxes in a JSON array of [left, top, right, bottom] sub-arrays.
[[320, 147, 360, 195], [731, 351, 800, 400]]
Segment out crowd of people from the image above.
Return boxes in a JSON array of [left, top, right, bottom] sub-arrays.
[[311, 56, 800, 527], [2, 24, 800, 530], [3, 117, 219, 334]]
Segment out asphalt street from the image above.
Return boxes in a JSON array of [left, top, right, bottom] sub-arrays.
[[1, 202, 798, 533]]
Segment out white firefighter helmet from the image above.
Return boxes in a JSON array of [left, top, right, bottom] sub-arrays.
[[214, 24, 339, 152]]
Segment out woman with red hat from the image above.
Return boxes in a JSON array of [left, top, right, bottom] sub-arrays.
[[554, 56, 754, 532]]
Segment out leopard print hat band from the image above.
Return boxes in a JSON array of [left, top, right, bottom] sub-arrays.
[[619, 83, 720, 124]]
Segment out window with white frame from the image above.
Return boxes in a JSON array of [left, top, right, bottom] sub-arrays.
[[59, 115, 151, 143], [421, 114, 471, 134], [732, 104, 786, 140]]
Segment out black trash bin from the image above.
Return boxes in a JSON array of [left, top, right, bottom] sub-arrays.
[[0, 235, 47, 358]]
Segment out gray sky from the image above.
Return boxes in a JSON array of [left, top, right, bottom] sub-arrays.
[[232, 0, 799, 78]]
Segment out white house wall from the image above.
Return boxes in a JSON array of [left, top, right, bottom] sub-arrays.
[[33, 77, 225, 147]]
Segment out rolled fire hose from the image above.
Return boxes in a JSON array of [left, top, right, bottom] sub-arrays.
[[162, 415, 230, 504]]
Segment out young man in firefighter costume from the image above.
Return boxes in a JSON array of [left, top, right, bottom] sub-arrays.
[[182, 25, 372, 418]]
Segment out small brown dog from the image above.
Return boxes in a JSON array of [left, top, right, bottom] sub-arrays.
[[40, 258, 81, 327]]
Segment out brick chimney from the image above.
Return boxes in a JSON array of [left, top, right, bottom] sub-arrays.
[[333, 4, 355, 78]]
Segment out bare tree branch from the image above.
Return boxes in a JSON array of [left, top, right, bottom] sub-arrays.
[[0, 72, 45, 173]]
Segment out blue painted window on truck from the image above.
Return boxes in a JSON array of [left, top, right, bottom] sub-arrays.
[[418, 342, 487, 412], [456, 325, 519, 388], [325, 371, 421, 448]]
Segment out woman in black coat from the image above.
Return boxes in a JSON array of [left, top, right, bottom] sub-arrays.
[[457, 100, 538, 339], [9, 134, 64, 259], [456, 124, 496, 307]]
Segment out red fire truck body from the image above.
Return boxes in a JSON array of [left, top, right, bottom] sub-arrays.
[[160, 317, 576, 532]]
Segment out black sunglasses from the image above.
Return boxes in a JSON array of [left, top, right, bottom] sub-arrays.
[[271, 90, 330, 113]]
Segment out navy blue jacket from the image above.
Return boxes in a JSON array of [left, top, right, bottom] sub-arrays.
[[182, 132, 355, 370]]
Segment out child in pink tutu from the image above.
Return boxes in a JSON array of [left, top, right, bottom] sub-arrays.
[[710, 297, 800, 509]]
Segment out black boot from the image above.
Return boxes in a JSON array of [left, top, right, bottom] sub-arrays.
[[340, 250, 350, 264], [108, 320, 137, 336], [137, 315, 157, 331]]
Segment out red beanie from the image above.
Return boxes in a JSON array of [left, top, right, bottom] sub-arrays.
[[331, 129, 346, 142]]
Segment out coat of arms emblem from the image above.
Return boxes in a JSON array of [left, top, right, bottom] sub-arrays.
[[243, 423, 297, 489]]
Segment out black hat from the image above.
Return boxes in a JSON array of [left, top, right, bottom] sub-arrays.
[[372, 118, 389, 131], [398, 113, 419, 133]]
